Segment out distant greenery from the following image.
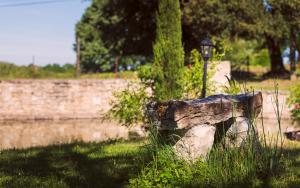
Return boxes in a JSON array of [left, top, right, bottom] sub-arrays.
[[80, 71, 136, 79], [287, 83, 300, 122], [0, 62, 75, 79], [0, 62, 137, 79], [225, 39, 270, 71]]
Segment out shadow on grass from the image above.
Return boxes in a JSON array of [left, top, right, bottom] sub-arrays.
[[0, 139, 299, 188], [0, 140, 143, 188], [231, 70, 291, 81]]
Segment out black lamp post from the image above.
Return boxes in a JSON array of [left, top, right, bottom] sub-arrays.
[[200, 37, 214, 98]]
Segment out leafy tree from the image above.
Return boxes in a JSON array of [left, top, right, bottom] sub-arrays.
[[152, 0, 185, 101], [77, 0, 294, 76], [269, 0, 300, 74], [181, 0, 229, 52], [76, 0, 229, 72], [225, 0, 288, 75], [76, 0, 157, 72], [76, 0, 111, 72]]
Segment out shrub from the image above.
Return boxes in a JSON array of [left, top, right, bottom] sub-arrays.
[[287, 83, 300, 122], [183, 49, 218, 99], [107, 84, 150, 126], [137, 64, 153, 88]]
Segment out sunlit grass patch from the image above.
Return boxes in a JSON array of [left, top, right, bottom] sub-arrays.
[[0, 140, 144, 188], [80, 71, 137, 80]]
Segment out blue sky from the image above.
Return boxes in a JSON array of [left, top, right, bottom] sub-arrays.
[[0, 0, 91, 66]]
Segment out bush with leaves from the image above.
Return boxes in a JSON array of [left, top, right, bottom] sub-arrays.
[[183, 49, 218, 99], [107, 83, 150, 126], [287, 83, 300, 122]]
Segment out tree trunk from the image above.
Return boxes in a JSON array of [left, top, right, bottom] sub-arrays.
[[265, 36, 286, 74], [290, 27, 297, 74], [114, 56, 120, 78], [76, 37, 81, 78]]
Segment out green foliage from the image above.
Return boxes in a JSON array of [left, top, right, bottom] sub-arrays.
[[181, 0, 230, 52], [296, 68, 300, 76], [107, 84, 150, 126], [0, 63, 75, 79], [75, 0, 111, 73], [152, 0, 184, 101], [137, 64, 153, 87], [287, 83, 300, 122], [76, 0, 229, 73], [183, 49, 217, 99], [129, 146, 193, 187], [225, 39, 270, 70], [106, 64, 154, 127], [225, 0, 288, 73], [76, 0, 157, 72], [223, 76, 241, 95], [80, 71, 136, 79], [76, 0, 300, 74]]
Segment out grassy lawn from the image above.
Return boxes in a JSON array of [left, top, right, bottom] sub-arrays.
[[0, 71, 137, 80], [0, 138, 299, 187], [80, 71, 137, 80], [240, 79, 300, 91], [0, 140, 144, 188], [271, 140, 300, 187]]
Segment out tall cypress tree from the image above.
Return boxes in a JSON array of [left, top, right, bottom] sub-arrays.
[[152, 0, 184, 101]]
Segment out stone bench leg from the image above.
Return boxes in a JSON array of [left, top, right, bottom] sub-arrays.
[[225, 117, 259, 149], [174, 124, 216, 161]]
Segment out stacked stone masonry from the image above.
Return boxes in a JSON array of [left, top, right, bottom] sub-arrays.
[[0, 79, 129, 121]]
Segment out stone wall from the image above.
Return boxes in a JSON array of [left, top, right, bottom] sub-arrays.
[[0, 119, 145, 150], [262, 90, 290, 120], [0, 67, 294, 150], [0, 79, 129, 121], [0, 62, 231, 121]]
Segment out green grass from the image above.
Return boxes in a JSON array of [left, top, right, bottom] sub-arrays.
[[268, 140, 300, 187], [0, 138, 299, 187], [240, 79, 300, 91], [0, 140, 144, 188], [80, 71, 137, 80]]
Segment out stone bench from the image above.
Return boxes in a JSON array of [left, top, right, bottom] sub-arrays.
[[147, 92, 263, 161]]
